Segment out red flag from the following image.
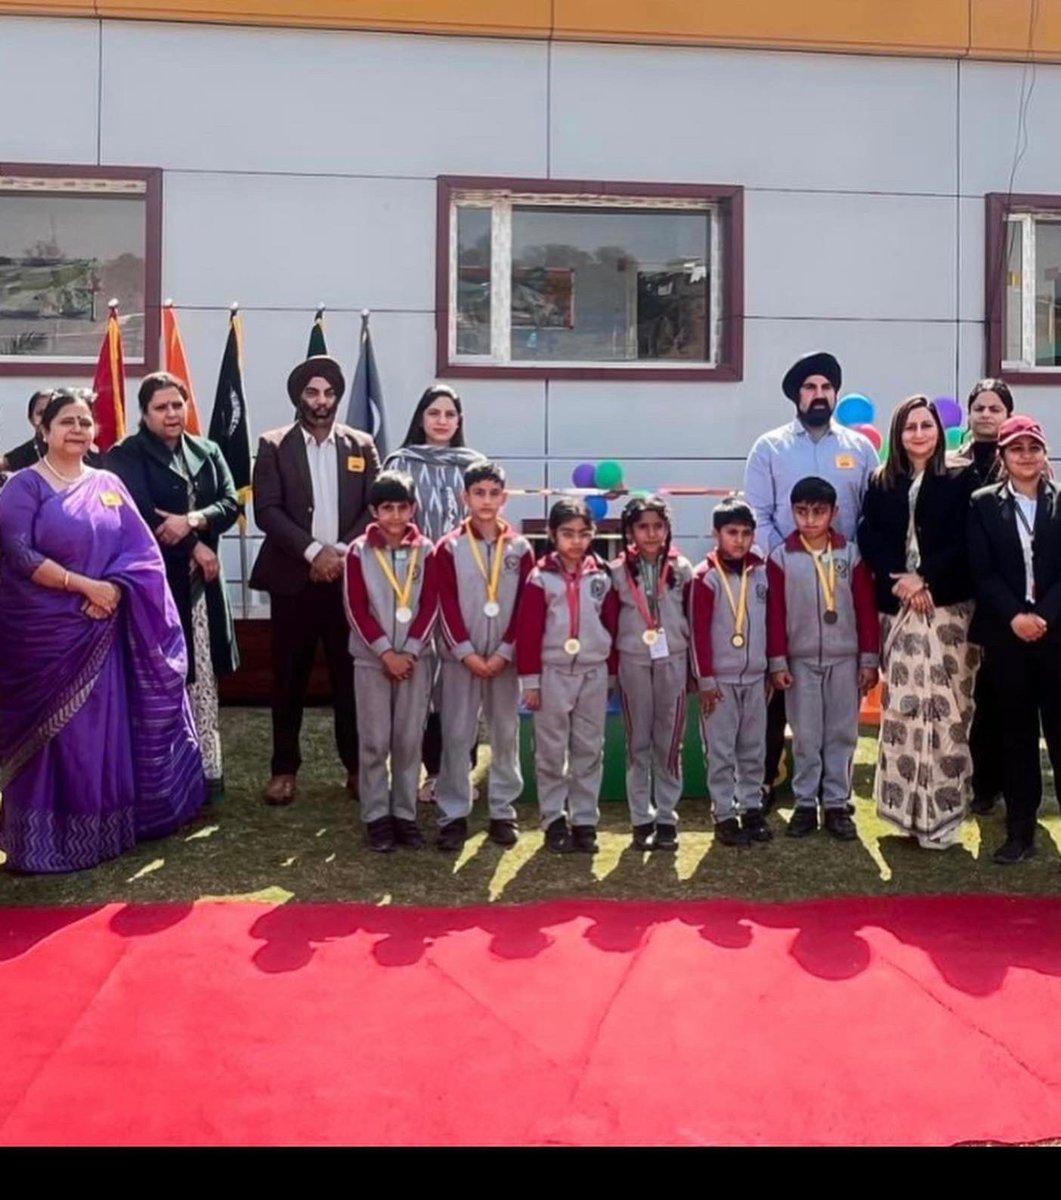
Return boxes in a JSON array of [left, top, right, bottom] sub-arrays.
[[92, 304, 127, 451], [163, 303, 203, 435]]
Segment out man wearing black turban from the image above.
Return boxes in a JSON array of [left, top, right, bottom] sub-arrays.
[[249, 355, 381, 805]]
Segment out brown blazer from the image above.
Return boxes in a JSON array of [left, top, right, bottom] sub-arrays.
[[249, 422, 381, 596]]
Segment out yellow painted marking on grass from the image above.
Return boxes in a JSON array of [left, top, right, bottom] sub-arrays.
[[280, 856, 297, 867], [315, 828, 328, 838], [1040, 813, 1061, 856], [861, 833, 893, 882], [962, 818, 982, 860], [184, 824, 219, 841], [197, 886, 294, 904], [377, 893, 393, 906], [324, 853, 336, 863], [674, 833, 711, 882], [126, 858, 164, 882], [487, 837, 538, 902], [591, 832, 624, 881], [452, 832, 486, 874]]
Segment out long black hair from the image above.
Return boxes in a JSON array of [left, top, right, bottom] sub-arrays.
[[401, 384, 465, 448], [620, 493, 678, 588], [547, 496, 594, 549]]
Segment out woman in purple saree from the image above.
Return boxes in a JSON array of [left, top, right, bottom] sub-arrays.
[[0, 390, 205, 873]]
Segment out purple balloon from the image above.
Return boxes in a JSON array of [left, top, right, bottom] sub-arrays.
[[933, 397, 964, 431], [586, 495, 608, 522], [571, 462, 597, 488]]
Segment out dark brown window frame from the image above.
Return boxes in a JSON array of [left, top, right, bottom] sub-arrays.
[[985, 190, 1061, 385], [435, 175, 744, 383], [0, 162, 162, 378]]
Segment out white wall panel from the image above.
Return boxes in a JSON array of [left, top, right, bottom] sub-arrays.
[[100, 21, 548, 177], [441, 379, 547, 459], [550, 43, 957, 195], [0, 18, 100, 164]]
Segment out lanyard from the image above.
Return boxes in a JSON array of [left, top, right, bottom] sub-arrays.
[[374, 544, 420, 616], [799, 534, 837, 617], [1010, 490, 1037, 601], [713, 554, 750, 645], [466, 519, 508, 606], [559, 557, 587, 654]]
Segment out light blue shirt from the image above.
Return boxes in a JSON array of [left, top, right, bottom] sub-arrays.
[[743, 418, 879, 554]]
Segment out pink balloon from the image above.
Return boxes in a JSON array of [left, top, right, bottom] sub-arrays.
[[853, 423, 882, 451]]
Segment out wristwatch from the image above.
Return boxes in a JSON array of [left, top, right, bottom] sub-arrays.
[[187, 511, 207, 531]]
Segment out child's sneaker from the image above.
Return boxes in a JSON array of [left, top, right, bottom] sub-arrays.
[[366, 816, 396, 853], [631, 822, 656, 851], [823, 809, 858, 841], [714, 817, 751, 847], [393, 818, 426, 849], [544, 816, 574, 853], [436, 817, 468, 852], [571, 824, 599, 854], [742, 809, 773, 842], [653, 823, 679, 852], [488, 818, 520, 847], [786, 806, 819, 838]]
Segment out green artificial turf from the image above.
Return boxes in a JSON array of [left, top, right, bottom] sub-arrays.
[[0, 707, 1058, 907]]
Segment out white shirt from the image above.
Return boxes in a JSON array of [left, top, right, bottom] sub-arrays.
[[301, 426, 343, 564], [1008, 484, 1038, 603]]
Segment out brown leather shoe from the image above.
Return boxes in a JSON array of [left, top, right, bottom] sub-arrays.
[[345, 771, 360, 799], [263, 774, 297, 806]]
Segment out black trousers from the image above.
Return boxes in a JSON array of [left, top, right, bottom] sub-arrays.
[[985, 639, 1061, 844], [269, 583, 359, 777], [970, 649, 1004, 803], [765, 688, 787, 793]]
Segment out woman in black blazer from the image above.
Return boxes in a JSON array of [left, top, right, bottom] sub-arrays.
[[106, 371, 240, 804], [858, 395, 978, 850], [967, 415, 1061, 865]]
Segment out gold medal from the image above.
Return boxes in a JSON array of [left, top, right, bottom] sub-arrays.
[[642, 629, 660, 646], [395, 606, 413, 624], [564, 637, 581, 656], [467, 520, 507, 621], [731, 633, 745, 649], [374, 544, 420, 628], [714, 554, 751, 649], [800, 534, 838, 624]]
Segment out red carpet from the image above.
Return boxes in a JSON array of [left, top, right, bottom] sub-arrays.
[[2, 895, 1061, 1146]]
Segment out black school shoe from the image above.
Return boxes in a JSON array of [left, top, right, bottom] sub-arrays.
[[970, 794, 998, 816], [436, 817, 468, 852], [786, 806, 819, 838], [992, 836, 1036, 865], [571, 824, 599, 854], [393, 818, 426, 850], [366, 816, 396, 853], [653, 823, 678, 852], [631, 822, 657, 851], [714, 817, 751, 847], [742, 809, 773, 842], [544, 816, 574, 853], [823, 809, 858, 841], [488, 818, 520, 847]]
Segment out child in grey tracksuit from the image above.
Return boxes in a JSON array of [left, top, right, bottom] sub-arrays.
[[516, 496, 619, 855], [611, 494, 694, 853], [689, 497, 785, 847], [767, 475, 879, 841], [344, 470, 439, 853], [435, 460, 536, 851]]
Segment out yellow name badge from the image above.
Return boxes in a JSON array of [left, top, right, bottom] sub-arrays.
[[835, 454, 856, 470], [100, 491, 124, 507], [346, 456, 365, 473]]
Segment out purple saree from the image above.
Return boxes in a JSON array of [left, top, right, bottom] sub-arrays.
[[0, 469, 205, 872]]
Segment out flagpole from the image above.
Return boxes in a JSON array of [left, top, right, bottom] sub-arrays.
[[231, 300, 251, 621]]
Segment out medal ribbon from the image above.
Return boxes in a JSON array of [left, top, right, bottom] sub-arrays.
[[626, 557, 667, 632], [714, 554, 750, 639], [466, 518, 508, 606], [374, 545, 420, 614], [561, 557, 585, 643], [799, 534, 837, 613]]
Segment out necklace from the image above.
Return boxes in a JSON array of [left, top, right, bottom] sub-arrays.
[[41, 455, 86, 485]]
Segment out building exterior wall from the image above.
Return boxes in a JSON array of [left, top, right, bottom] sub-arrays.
[[2, 14, 1061, 588]]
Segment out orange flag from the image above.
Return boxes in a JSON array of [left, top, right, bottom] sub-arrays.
[[163, 303, 202, 435], [92, 303, 126, 452]]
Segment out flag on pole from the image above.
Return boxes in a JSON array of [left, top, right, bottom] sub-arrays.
[[208, 307, 252, 511], [91, 301, 126, 451], [163, 302, 203, 435], [346, 310, 388, 458], [307, 305, 327, 357]]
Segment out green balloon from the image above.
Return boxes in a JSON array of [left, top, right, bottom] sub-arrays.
[[880, 439, 889, 462], [595, 460, 625, 490], [945, 426, 964, 451]]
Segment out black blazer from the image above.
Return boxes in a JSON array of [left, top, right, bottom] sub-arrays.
[[857, 467, 974, 615], [967, 478, 1061, 648]]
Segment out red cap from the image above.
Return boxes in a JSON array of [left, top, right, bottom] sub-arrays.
[[998, 414, 1048, 450]]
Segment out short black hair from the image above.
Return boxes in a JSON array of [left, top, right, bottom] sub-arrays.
[[790, 476, 837, 507], [712, 497, 755, 531], [369, 470, 417, 507], [464, 460, 505, 489], [138, 370, 189, 412], [967, 377, 1014, 415], [547, 496, 594, 541], [39, 388, 95, 432], [27, 389, 54, 421]]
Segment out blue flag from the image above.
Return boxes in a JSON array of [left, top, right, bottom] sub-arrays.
[[346, 311, 388, 459]]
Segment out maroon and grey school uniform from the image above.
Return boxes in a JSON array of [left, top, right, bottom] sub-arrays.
[[343, 522, 438, 825], [689, 551, 785, 822], [435, 519, 535, 826], [767, 531, 879, 811], [516, 552, 619, 828], [610, 548, 694, 828]]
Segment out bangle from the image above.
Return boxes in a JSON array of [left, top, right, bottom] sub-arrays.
[[62, 570, 70, 591]]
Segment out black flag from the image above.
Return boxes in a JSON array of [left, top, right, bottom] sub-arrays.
[[346, 310, 388, 458], [208, 310, 252, 503]]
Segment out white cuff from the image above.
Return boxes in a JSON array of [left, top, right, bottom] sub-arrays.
[[303, 540, 325, 565]]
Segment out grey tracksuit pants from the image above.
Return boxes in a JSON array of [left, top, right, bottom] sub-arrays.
[[701, 680, 766, 821], [436, 660, 522, 825], [354, 658, 433, 824], [786, 656, 859, 810], [534, 662, 608, 827], [618, 657, 686, 826]]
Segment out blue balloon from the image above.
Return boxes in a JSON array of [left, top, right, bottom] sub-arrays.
[[836, 394, 875, 427], [586, 494, 608, 522]]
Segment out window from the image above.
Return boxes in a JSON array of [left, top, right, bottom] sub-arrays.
[[0, 164, 161, 376], [436, 177, 743, 381]]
